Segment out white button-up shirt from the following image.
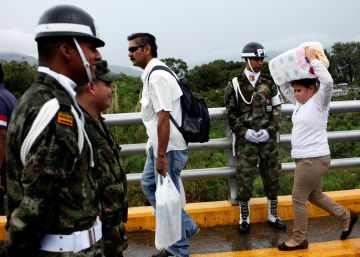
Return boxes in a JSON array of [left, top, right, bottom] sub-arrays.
[[140, 58, 187, 156], [280, 59, 333, 158]]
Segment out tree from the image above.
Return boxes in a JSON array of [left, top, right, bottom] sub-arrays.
[[187, 60, 245, 92], [161, 58, 188, 78], [328, 41, 360, 84], [3, 61, 37, 98], [187, 63, 223, 91]]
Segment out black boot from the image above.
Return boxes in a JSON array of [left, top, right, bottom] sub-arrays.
[[238, 201, 250, 234], [268, 199, 286, 230], [340, 212, 358, 240]]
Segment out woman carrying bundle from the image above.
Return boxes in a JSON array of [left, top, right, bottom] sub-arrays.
[[277, 47, 358, 251]]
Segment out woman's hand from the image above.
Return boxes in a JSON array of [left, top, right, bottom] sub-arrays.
[[305, 47, 317, 62]]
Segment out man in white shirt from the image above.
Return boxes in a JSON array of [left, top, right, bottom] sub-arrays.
[[127, 33, 199, 257]]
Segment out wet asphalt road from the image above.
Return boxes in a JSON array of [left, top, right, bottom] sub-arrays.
[[124, 213, 360, 257]]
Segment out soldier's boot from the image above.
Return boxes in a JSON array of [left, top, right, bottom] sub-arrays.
[[267, 199, 286, 230], [238, 201, 250, 234]]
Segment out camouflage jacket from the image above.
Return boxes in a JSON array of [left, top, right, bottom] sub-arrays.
[[83, 111, 128, 229], [5, 72, 100, 255], [224, 72, 281, 142]]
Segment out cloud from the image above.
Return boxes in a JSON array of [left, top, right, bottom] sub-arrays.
[[0, 27, 36, 57], [264, 33, 344, 52], [352, 35, 360, 42], [185, 47, 243, 67]]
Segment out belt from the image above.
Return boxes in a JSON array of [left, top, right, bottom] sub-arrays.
[[39, 217, 102, 253]]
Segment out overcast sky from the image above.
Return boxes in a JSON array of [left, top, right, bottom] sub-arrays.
[[1, 0, 359, 69]]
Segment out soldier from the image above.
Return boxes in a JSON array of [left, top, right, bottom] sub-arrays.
[[224, 42, 286, 234], [76, 60, 128, 257], [0, 63, 17, 214], [3, 5, 104, 257]]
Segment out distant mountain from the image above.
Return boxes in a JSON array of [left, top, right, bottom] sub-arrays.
[[109, 64, 141, 77], [0, 52, 37, 65], [267, 50, 283, 60], [0, 52, 141, 77]]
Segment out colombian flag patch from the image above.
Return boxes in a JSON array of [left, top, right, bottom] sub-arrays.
[[57, 112, 73, 126]]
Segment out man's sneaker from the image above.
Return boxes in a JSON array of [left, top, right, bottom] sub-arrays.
[[239, 201, 250, 234], [152, 250, 173, 257], [189, 226, 200, 240], [267, 199, 286, 230], [152, 250, 189, 257]]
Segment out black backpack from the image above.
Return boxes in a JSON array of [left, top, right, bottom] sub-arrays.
[[148, 65, 210, 143]]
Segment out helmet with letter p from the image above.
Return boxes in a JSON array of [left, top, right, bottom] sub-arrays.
[[241, 42, 267, 59]]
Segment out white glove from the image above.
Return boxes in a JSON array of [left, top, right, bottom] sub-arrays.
[[245, 129, 259, 143], [257, 129, 270, 142]]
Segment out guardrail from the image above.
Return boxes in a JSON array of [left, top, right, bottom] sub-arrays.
[[103, 100, 360, 204]]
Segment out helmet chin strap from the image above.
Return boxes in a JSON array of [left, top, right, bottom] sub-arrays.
[[73, 37, 93, 83], [247, 58, 256, 74]]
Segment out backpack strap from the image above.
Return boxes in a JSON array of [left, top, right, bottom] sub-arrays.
[[148, 65, 178, 83], [147, 65, 182, 132]]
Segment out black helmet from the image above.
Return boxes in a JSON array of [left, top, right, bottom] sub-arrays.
[[35, 5, 105, 47], [241, 42, 266, 58]]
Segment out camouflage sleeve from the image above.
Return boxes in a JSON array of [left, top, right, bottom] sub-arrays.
[[6, 114, 79, 255], [224, 81, 248, 138], [268, 83, 281, 135]]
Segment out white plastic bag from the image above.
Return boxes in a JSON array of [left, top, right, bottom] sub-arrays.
[[155, 175, 182, 250], [269, 41, 329, 85]]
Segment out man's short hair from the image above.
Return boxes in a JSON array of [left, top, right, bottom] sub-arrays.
[[37, 37, 77, 62], [127, 33, 158, 58], [0, 63, 4, 83]]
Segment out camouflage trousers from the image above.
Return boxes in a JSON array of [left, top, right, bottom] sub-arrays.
[[235, 139, 280, 202], [102, 222, 128, 257]]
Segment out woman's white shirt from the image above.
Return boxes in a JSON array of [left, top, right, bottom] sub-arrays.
[[280, 59, 333, 158]]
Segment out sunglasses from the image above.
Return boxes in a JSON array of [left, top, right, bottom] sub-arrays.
[[128, 45, 146, 53]]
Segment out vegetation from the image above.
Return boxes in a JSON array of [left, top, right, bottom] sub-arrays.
[[1, 41, 360, 207]]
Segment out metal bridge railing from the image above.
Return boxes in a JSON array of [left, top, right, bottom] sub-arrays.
[[103, 100, 360, 204]]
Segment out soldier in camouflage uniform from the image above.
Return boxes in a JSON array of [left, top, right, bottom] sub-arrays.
[[76, 60, 128, 257], [1, 5, 105, 257], [224, 42, 286, 234]]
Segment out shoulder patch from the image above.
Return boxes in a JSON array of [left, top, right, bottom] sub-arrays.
[[57, 112, 73, 126]]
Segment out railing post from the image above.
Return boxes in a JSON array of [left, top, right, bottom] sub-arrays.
[[226, 125, 238, 206]]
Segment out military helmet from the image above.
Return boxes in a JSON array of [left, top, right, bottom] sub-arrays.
[[241, 42, 266, 58], [95, 60, 120, 83], [35, 5, 105, 47]]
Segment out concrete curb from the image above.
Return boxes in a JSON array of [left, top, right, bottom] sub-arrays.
[[126, 189, 360, 232]]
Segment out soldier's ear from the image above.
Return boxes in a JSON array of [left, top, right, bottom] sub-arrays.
[[87, 82, 96, 95], [58, 42, 73, 61]]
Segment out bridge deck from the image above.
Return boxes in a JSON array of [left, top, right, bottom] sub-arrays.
[[1, 189, 359, 256], [123, 189, 360, 256], [125, 215, 360, 256]]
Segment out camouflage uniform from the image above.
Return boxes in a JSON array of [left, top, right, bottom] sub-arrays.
[[4, 72, 103, 257], [83, 111, 128, 257], [224, 73, 281, 202]]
